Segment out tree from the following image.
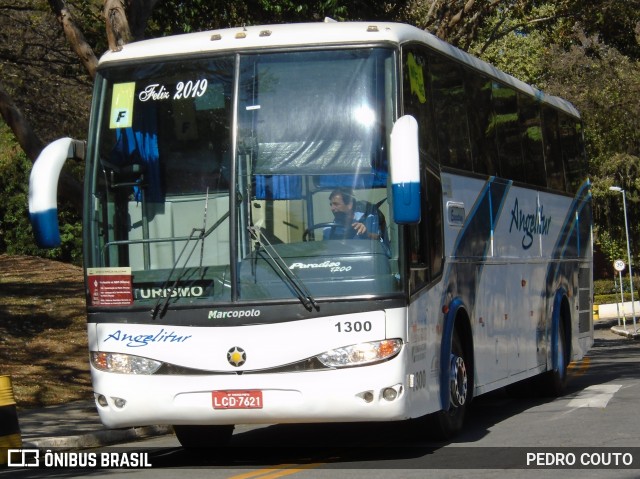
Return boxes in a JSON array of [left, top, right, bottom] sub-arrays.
[[0, 1, 93, 210], [540, 32, 640, 268]]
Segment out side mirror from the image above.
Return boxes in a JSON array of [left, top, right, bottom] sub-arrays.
[[389, 115, 421, 224], [28, 138, 85, 248]]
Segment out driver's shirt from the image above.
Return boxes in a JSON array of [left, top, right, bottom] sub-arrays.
[[322, 212, 379, 240]]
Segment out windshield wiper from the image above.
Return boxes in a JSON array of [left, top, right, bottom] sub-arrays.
[[151, 190, 230, 319], [247, 226, 319, 312], [150, 227, 205, 319]]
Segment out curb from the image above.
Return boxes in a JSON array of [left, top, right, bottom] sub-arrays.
[[610, 325, 640, 340], [23, 425, 173, 450]]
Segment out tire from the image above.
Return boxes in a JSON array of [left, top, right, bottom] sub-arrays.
[[173, 424, 234, 449], [429, 330, 470, 439], [537, 317, 569, 397]]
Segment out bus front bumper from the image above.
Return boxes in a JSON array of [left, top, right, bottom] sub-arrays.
[[91, 358, 415, 428]]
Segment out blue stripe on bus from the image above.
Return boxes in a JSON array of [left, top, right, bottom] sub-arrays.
[[30, 209, 61, 248]]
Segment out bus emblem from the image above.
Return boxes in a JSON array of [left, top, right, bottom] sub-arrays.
[[227, 347, 246, 367]]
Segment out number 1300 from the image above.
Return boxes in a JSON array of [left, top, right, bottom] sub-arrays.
[[334, 321, 372, 333]]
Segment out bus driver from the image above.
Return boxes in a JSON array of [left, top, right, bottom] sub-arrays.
[[324, 188, 381, 241]]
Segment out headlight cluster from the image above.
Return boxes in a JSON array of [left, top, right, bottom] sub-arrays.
[[91, 351, 162, 375], [317, 339, 402, 368], [91, 339, 403, 375]]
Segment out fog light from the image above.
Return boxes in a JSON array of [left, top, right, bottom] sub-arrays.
[[112, 397, 127, 409], [363, 391, 374, 403], [382, 387, 398, 401], [96, 394, 108, 407]]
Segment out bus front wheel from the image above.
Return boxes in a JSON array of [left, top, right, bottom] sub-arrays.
[[429, 330, 469, 439], [173, 424, 234, 449]]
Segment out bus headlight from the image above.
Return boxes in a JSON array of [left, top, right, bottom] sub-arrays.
[[316, 339, 402, 368], [91, 351, 162, 375]]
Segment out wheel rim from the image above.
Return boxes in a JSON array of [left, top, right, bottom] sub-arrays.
[[450, 353, 467, 408]]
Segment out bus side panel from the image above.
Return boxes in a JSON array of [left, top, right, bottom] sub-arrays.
[[405, 284, 445, 418], [440, 172, 592, 398]]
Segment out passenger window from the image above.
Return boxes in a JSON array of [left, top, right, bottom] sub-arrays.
[[429, 56, 472, 171], [542, 106, 566, 191], [492, 82, 524, 182], [519, 93, 546, 188], [465, 72, 498, 176], [403, 47, 438, 163], [559, 112, 586, 193]]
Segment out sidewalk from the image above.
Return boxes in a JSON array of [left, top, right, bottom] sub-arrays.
[[596, 302, 640, 339], [609, 323, 640, 339], [17, 400, 172, 449]]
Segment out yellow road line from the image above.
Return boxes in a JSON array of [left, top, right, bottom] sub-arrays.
[[226, 462, 326, 479], [568, 357, 590, 377]]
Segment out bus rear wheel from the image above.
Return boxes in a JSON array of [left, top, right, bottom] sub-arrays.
[[538, 316, 569, 396], [173, 424, 234, 449], [430, 330, 469, 439]]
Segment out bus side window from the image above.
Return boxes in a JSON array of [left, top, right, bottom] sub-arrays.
[[519, 93, 547, 188], [492, 82, 525, 183], [402, 47, 438, 164], [409, 168, 443, 293], [465, 71, 498, 176], [559, 112, 585, 193], [429, 55, 472, 172], [542, 106, 566, 192]]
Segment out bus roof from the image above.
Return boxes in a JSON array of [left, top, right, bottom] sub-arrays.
[[99, 21, 579, 118]]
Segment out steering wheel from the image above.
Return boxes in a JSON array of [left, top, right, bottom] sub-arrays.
[[302, 222, 341, 242]]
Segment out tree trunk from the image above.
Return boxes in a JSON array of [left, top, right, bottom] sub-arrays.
[[0, 81, 44, 162], [105, 0, 132, 51], [0, 81, 83, 212], [127, 0, 161, 41], [48, 0, 99, 79]]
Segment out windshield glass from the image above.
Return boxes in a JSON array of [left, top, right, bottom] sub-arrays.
[[86, 48, 400, 310]]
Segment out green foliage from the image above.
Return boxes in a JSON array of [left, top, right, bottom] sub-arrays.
[[595, 293, 636, 305], [544, 34, 640, 274], [146, 0, 396, 37], [595, 229, 626, 269], [594, 277, 635, 296], [0, 123, 82, 264], [594, 277, 639, 305], [469, 15, 550, 85]]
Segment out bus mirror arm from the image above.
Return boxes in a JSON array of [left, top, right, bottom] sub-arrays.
[[28, 137, 85, 248]]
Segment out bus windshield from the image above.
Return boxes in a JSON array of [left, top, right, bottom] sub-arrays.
[[87, 48, 400, 310]]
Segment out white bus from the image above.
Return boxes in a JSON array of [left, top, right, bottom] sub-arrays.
[[29, 21, 593, 446]]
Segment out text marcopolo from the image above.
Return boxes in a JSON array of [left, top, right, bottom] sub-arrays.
[[208, 309, 261, 320]]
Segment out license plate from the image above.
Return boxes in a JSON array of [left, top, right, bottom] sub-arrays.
[[212, 390, 263, 409]]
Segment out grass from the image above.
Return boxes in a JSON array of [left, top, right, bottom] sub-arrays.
[[0, 254, 92, 409]]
